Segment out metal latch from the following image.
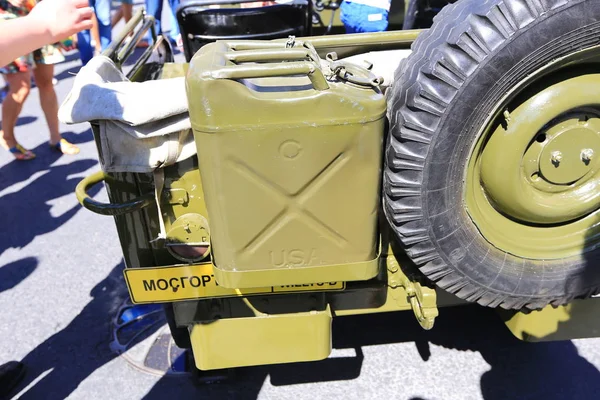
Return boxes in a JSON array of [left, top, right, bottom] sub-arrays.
[[326, 52, 384, 88], [386, 255, 438, 330]]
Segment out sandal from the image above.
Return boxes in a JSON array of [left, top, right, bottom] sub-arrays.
[[50, 138, 80, 155], [8, 143, 36, 161]]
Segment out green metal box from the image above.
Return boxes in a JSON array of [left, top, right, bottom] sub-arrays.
[[186, 40, 386, 288]]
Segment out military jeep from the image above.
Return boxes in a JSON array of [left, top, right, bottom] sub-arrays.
[[69, 0, 600, 371]]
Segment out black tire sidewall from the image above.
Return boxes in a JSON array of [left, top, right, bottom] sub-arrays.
[[421, 1, 600, 300]]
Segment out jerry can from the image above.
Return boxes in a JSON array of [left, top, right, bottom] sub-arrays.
[[186, 39, 386, 288]]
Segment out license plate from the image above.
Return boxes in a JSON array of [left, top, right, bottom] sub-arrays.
[[124, 263, 345, 304]]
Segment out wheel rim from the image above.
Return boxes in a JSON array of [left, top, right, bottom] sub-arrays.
[[465, 73, 600, 259]]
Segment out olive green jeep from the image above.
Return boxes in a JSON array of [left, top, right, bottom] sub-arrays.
[[68, 0, 600, 371]]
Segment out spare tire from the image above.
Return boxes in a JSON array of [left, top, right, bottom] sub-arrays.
[[384, 0, 600, 310]]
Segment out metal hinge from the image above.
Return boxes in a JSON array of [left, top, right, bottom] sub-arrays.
[[387, 255, 438, 330]]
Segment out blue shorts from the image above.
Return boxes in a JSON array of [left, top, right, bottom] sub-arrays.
[[340, 1, 389, 33]]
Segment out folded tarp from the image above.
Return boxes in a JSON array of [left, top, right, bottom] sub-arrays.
[[58, 55, 196, 173]]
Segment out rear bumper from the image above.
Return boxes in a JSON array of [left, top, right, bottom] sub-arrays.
[[190, 305, 333, 370]]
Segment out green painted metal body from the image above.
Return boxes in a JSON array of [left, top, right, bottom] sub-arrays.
[[73, 11, 600, 372]]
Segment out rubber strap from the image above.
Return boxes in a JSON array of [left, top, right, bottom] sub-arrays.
[[152, 168, 167, 242], [152, 131, 188, 242]]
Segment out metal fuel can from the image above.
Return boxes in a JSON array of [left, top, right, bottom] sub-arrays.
[[186, 39, 386, 288]]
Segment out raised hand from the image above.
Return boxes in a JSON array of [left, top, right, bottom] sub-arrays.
[[28, 0, 94, 43]]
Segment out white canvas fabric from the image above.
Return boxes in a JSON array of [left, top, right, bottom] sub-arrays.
[[58, 55, 195, 172]]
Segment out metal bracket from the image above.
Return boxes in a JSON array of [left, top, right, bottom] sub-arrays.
[[164, 188, 189, 205], [325, 52, 384, 88], [386, 254, 438, 330]]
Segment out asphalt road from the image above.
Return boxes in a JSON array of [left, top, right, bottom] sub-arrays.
[[2, 12, 600, 400]]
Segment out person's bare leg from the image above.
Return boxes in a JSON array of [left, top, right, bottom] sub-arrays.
[[123, 3, 133, 23], [111, 7, 123, 27], [116, 3, 134, 37], [33, 64, 79, 154], [32, 64, 60, 143], [91, 14, 102, 55], [0, 71, 31, 150]]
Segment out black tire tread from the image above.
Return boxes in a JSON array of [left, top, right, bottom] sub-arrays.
[[384, 0, 600, 310]]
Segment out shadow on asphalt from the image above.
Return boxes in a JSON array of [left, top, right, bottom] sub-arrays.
[[0, 257, 37, 293], [12, 257, 596, 400], [0, 129, 94, 192], [53, 66, 84, 84], [140, 304, 600, 400], [15, 116, 37, 127], [60, 129, 95, 145], [0, 131, 98, 257], [11, 261, 162, 400]]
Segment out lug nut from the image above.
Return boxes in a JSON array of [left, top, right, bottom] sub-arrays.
[[550, 151, 563, 165], [581, 148, 594, 164]]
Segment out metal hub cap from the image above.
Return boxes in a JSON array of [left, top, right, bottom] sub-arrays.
[[465, 74, 600, 259], [537, 125, 599, 185]]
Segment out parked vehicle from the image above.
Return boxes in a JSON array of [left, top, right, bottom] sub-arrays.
[[71, 0, 600, 371]]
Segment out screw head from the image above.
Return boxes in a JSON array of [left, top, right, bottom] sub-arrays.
[[550, 151, 563, 165], [581, 148, 594, 163]]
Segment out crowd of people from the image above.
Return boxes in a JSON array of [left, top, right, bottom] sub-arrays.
[[0, 0, 178, 392], [0, 0, 182, 161]]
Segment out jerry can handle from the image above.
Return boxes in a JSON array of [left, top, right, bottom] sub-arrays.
[[210, 61, 330, 91], [76, 171, 155, 216], [225, 48, 320, 65]]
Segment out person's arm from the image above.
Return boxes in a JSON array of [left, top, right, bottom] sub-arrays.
[[0, 0, 93, 67]]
